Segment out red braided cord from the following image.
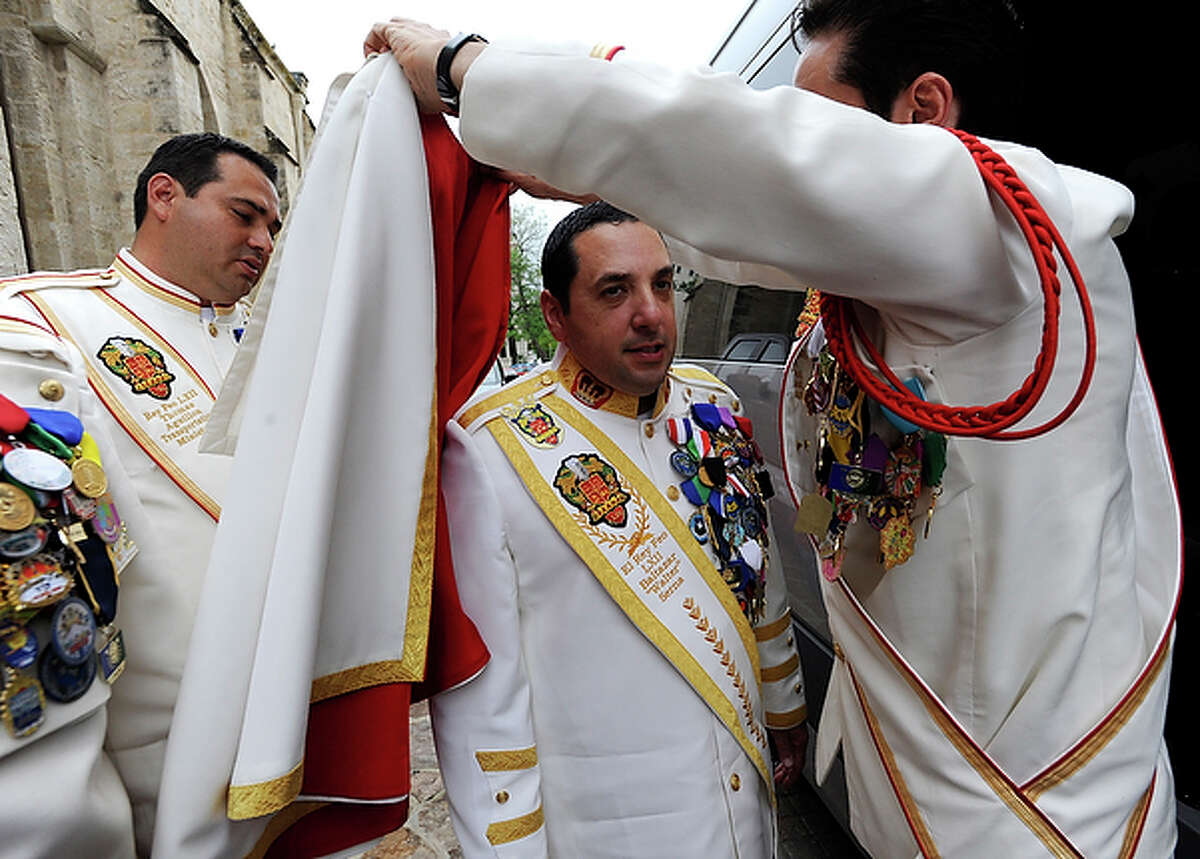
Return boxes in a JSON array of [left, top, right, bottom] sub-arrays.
[[821, 129, 1097, 440]]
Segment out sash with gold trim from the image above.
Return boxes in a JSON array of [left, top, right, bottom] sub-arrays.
[[21, 286, 224, 520], [485, 391, 774, 792]]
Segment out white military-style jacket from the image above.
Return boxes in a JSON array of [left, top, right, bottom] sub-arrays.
[[1, 250, 246, 854], [453, 43, 1182, 857], [438, 347, 806, 857], [0, 315, 137, 857]]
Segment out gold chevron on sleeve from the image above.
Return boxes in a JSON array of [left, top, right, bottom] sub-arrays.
[[486, 804, 545, 845], [476, 746, 538, 772], [755, 612, 792, 641], [761, 653, 800, 683]]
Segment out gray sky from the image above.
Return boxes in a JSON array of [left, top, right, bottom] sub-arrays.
[[239, 1, 749, 127]]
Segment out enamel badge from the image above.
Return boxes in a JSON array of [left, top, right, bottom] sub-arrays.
[[509, 403, 562, 448], [96, 336, 175, 399], [554, 453, 630, 528]]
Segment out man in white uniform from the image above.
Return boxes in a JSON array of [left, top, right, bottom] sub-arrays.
[[438, 202, 807, 856], [0, 132, 280, 855], [368, 2, 1181, 855]]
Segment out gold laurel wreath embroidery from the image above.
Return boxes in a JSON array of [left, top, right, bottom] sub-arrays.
[[683, 596, 766, 746], [572, 479, 652, 556]]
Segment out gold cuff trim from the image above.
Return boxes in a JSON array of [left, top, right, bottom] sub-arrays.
[[761, 653, 800, 682], [754, 612, 792, 641], [243, 801, 328, 859], [766, 705, 808, 729], [476, 746, 538, 772], [486, 804, 544, 845], [228, 761, 304, 820]]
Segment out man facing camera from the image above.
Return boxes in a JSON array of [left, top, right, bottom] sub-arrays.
[[437, 202, 806, 857]]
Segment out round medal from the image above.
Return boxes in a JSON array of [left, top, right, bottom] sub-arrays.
[[0, 482, 36, 532], [37, 647, 96, 703], [1, 627, 39, 670], [669, 449, 698, 479], [51, 597, 96, 666], [0, 524, 49, 558], [2, 447, 73, 491], [71, 458, 108, 499], [689, 510, 709, 544], [6, 555, 73, 610]]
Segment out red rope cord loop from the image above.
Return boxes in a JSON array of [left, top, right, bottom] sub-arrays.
[[821, 129, 1097, 440]]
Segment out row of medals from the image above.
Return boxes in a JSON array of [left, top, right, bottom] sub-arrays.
[[794, 348, 946, 578], [667, 402, 773, 625], [1, 411, 128, 739]]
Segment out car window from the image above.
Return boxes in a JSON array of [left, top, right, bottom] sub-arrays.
[[724, 338, 762, 361], [760, 339, 790, 364]]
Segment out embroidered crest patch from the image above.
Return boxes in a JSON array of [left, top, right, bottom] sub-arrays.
[[554, 453, 629, 527], [96, 337, 175, 399], [570, 371, 613, 410], [509, 403, 562, 448]]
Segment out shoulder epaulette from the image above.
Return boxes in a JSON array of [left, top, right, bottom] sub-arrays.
[[671, 363, 731, 392], [455, 369, 558, 433], [0, 267, 118, 298]]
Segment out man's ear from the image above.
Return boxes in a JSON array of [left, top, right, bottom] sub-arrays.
[[541, 289, 569, 343], [144, 172, 181, 224], [889, 72, 960, 127]]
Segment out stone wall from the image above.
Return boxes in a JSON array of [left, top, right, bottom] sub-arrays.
[[0, 0, 313, 275]]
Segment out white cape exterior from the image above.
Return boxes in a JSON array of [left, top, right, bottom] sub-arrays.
[[153, 56, 440, 858]]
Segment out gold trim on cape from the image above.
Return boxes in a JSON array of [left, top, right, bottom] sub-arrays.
[[228, 761, 304, 820]]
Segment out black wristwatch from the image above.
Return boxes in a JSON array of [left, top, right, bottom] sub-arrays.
[[436, 32, 488, 115]]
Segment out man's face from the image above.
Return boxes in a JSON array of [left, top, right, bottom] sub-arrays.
[[162, 152, 281, 303], [542, 221, 677, 397]]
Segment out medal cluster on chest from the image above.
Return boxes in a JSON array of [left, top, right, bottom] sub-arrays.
[[0, 394, 130, 740], [667, 402, 774, 624], [796, 346, 946, 580]]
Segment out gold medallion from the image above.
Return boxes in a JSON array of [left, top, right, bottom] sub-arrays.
[[0, 483, 36, 532], [71, 458, 108, 499]]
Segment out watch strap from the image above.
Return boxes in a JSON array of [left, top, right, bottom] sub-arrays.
[[436, 32, 487, 114]]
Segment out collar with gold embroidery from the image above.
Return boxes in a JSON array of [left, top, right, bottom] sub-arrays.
[[113, 249, 240, 317], [556, 351, 668, 419]]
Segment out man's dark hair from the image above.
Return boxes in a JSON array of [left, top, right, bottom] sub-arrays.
[[794, 0, 1026, 140], [133, 132, 278, 228], [541, 202, 641, 313]]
